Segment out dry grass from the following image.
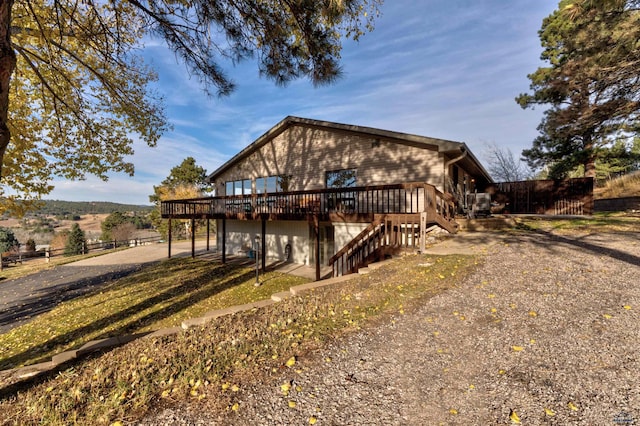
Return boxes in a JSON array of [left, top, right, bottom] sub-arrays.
[[512, 212, 639, 234], [594, 170, 640, 199], [0, 254, 475, 425]]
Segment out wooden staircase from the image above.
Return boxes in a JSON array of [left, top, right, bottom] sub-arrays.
[[328, 213, 457, 277]]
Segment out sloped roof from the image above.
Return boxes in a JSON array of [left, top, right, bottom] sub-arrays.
[[206, 116, 493, 183]]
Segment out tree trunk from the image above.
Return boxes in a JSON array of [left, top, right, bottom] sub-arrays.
[[583, 133, 597, 179], [0, 1, 16, 181]]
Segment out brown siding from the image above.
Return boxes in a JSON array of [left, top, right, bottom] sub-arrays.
[[215, 125, 446, 195]]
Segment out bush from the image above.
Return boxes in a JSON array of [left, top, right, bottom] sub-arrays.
[[25, 238, 36, 253]]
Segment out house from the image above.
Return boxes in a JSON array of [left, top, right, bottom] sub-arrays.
[[161, 116, 492, 279]]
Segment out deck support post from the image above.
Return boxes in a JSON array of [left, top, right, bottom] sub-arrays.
[[168, 218, 172, 258], [420, 212, 427, 253], [222, 218, 226, 264], [261, 218, 266, 273], [206, 219, 210, 251], [314, 215, 320, 281], [191, 218, 196, 258]]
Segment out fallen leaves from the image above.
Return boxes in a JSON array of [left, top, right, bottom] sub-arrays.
[[509, 409, 521, 424], [280, 381, 292, 395]]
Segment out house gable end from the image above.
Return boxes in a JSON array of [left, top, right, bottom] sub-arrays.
[[208, 116, 492, 196]]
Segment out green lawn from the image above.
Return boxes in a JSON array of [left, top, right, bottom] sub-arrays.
[[0, 258, 309, 370]]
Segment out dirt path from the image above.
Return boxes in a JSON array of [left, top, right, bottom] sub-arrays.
[[140, 231, 640, 425]]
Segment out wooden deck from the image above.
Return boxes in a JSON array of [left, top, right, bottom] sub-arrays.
[[161, 182, 456, 226], [161, 182, 458, 280]]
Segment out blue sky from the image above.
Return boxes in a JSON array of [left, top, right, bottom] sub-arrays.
[[48, 0, 559, 205]]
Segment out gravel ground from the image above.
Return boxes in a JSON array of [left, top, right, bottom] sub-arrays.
[[139, 231, 640, 425]]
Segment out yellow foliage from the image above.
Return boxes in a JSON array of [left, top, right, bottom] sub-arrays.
[[285, 356, 296, 368], [509, 409, 521, 424]]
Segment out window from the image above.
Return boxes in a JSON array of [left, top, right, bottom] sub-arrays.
[[266, 176, 278, 193], [242, 179, 252, 195], [326, 169, 357, 188], [255, 175, 291, 193], [225, 179, 252, 195], [255, 177, 264, 194]]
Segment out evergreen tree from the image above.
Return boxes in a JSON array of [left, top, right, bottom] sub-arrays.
[[0, 226, 19, 253], [150, 158, 211, 239], [101, 211, 130, 241], [517, 0, 640, 178], [64, 223, 86, 256]]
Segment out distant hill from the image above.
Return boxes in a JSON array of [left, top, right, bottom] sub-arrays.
[[29, 200, 154, 217]]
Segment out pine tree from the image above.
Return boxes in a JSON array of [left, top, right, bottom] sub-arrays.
[[0, 227, 19, 253], [64, 223, 86, 256], [517, 0, 640, 178]]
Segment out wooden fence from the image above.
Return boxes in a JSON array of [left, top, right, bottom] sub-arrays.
[[594, 196, 640, 212], [1, 235, 163, 267], [485, 178, 594, 215]]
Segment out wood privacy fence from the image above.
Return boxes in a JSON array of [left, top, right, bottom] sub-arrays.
[[594, 196, 640, 212], [485, 178, 594, 215]]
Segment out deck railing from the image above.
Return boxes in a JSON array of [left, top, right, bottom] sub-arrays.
[[161, 182, 456, 221]]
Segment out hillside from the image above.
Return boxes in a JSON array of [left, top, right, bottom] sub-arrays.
[[33, 200, 154, 216], [0, 200, 157, 245], [594, 171, 640, 199]]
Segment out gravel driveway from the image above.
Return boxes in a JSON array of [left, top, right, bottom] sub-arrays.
[[140, 230, 640, 425]]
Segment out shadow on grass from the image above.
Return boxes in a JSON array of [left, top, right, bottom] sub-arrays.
[[0, 261, 254, 370], [0, 266, 147, 334]]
